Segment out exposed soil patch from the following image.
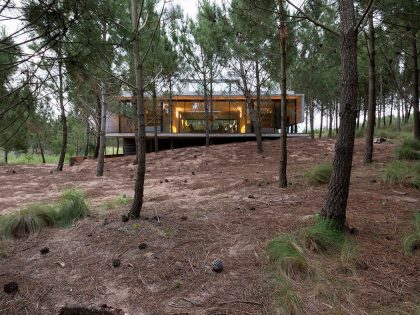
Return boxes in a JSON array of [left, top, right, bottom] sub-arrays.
[[0, 138, 418, 314]]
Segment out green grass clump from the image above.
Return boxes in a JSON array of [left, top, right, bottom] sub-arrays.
[[305, 219, 345, 252], [102, 195, 132, 211], [402, 212, 420, 256], [355, 128, 365, 138], [305, 163, 333, 185], [276, 276, 302, 314], [380, 161, 420, 189], [395, 139, 420, 160], [266, 235, 307, 275], [0, 190, 89, 239], [0, 241, 7, 257], [54, 190, 89, 227], [0, 205, 56, 239]]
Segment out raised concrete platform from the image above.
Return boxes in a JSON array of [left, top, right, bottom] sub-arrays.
[[106, 132, 308, 139]]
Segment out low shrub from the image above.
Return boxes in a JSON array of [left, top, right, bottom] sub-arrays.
[[395, 139, 420, 160], [305, 163, 332, 185], [266, 234, 308, 275], [54, 190, 89, 227], [305, 219, 345, 252], [380, 161, 420, 189], [0, 205, 56, 239], [0, 190, 89, 238], [402, 212, 420, 256]]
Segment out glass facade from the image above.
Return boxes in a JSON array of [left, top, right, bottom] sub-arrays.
[[113, 95, 303, 135]]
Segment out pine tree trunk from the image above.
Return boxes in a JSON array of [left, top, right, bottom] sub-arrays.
[[412, 29, 420, 140], [335, 99, 339, 133], [328, 106, 333, 138], [364, 11, 376, 164], [203, 70, 210, 147], [152, 84, 158, 153], [84, 116, 90, 157], [132, 93, 138, 165], [278, 0, 288, 188], [129, 0, 146, 218], [210, 68, 214, 134], [239, 59, 262, 154], [255, 60, 263, 154], [57, 47, 67, 172], [96, 83, 107, 177], [319, 104, 324, 138], [356, 101, 360, 130], [37, 134, 46, 164], [320, 0, 358, 229], [4, 149, 7, 164], [94, 95, 101, 159], [378, 74, 382, 129], [389, 93, 393, 126], [397, 97, 401, 132], [310, 100, 315, 140], [361, 96, 367, 129]]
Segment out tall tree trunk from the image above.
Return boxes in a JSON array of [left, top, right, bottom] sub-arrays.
[[378, 73, 382, 129], [335, 99, 339, 133], [129, 0, 146, 218], [405, 100, 411, 122], [389, 93, 393, 126], [96, 83, 107, 177], [255, 60, 263, 154], [204, 70, 210, 147], [319, 103, 324, 138], [210, 67, 214, 134], [310, 100, 315, 139], [361, 96, 367, 129], [364, 11, 376, 164], [239, 60, 263, 154], [4, 149, 7, 164], [84, 116, 90, 157], [116, 105, 121, 155], [397, 96, 401, 131], [356, 101, 360, 130], [57, 47, 67, 172], [328, 105, 333, 138], [412, 29, 420, 140], [278, 0, 287, 188], [152, 84, 158, 152], [169, 77, 173, 133], [37, 134, 46, 164], [94, 95, 101, 159], [321, 0, 358, 228]]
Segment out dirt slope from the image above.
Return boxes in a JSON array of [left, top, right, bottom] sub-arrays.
[[0, 137, 418, 314]]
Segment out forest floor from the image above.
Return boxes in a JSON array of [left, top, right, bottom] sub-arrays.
[[0, 137, 418, 314]]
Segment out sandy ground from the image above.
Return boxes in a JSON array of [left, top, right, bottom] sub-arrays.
[[0, 137, 418, 314]]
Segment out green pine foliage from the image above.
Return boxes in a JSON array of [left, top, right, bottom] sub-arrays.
[[380, 161, 420, 188], [305, 163, 333, 185], [0, 190, 89, 239], [402, 212, 420, 256]]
